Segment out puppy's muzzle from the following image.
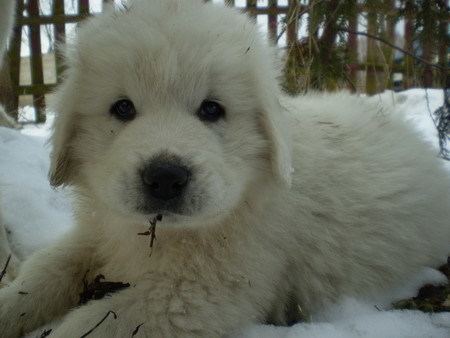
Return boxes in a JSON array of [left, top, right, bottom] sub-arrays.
[[141, 161, 190, 201]]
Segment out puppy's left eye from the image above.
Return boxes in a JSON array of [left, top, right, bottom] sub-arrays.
[[110, 99, 137, 122], [197, 100, 225, 122]]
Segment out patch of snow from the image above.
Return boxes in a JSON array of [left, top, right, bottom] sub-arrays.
[[0, 126, 72, 259], [236, 300, 450, 338], [379, 267, 448, 306], [19, 108, 55, 139]]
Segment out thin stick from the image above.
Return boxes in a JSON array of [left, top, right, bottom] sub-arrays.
[[40, 329, 53, 338], [339, 28, 445, 71], [137, 215, 163, 257], [0, 254, 11, 282], [148, 214, 162, 257], [80, 311, 117, 338], [131, 323, 145, 337]]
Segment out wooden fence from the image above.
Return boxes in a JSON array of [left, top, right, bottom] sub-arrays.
[[0, 0, 448, 123]]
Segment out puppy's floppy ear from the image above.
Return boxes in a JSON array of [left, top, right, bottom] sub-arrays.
[[48, 77, 79, 187], [260, 96, 293, 187]]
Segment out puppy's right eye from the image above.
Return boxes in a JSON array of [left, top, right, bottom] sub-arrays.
[[197, 100, 225, 123], [110, 99, 137, 122]]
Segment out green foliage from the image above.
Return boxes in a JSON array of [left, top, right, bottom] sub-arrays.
[[282, 0, 449, 94], [283, 39, 350, 94], [283, 0, 357, 94]]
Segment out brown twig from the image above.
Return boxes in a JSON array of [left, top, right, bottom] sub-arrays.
[[339, 28, 446, 71], [277, 4, 311, 43], [80, 311, 117, 338], [79, 274, 130, 305], [39, 329, 52, 338], [0, 254, 11, 282], [138, 214, 163, 257], [131, 323, 145, 337]]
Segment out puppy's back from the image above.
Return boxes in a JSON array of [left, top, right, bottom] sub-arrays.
[[278, 93, 450, 310]]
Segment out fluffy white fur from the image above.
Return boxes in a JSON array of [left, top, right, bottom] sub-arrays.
[[0, 0, 18, 128], [0, 201, 19, 286], [0, 1, 449, 337]]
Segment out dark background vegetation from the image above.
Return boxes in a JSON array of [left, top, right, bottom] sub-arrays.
[[0, 0, 448, 122]]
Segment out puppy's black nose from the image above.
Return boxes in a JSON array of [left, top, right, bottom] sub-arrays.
[[142, 163, 190, 201]]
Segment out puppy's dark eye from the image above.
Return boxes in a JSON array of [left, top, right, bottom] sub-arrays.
[[110, 99, 137, 122], [197, 100, 225, 122]]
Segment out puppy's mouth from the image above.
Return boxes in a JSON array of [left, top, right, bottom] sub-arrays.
[[136, 204, 191, 218], [135, 186, 205, 218]]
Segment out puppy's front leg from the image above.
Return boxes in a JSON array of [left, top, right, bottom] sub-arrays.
[[48, 285, 149, 338], [0, 222, 20, 286], [50, 275, 255, 338], [0, 232, 92, 338]]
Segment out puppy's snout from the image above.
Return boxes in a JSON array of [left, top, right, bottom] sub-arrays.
[[142, 163, 190, 201]]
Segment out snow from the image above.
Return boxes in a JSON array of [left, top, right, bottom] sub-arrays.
[[237, 301, 450, 338], [0, 89, 449, 337], [374, 89, 446, 151], [0, 123, 72, 259]]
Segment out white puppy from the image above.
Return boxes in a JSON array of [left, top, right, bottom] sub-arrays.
[[0, 0, 449, 337]]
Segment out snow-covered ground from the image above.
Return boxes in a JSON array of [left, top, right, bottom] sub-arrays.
[[0, 89, 449, 337]]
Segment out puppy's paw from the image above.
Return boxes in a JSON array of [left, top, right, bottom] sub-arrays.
[[49, 310, 119, 338], [0, 286, 32, 338], [0, 254, 21, 288]]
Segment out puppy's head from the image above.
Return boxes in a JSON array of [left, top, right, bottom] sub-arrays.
[[49, 0, 292, 226]]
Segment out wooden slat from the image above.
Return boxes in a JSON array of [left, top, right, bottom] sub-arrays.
[[53, 0, 66, 82], [18, 84, 57, 95], [346, 0, 358, 92], [79, 0, 90, 16], [17, 7, 291, 26], [246, 6, 290, 16], [404, 0, 415, 89], [438, 16, 448, 87], [365, 9, 379, 94], [6, 0, 24, 117], [268, 0, 278, 43], [246, 0, 257, 20], [286, 0, 298, 46], [18, 14, 88, 25], [27, 0, 46, 122]]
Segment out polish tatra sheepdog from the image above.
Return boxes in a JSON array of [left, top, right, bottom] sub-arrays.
[[0, 0, 449, 337]]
